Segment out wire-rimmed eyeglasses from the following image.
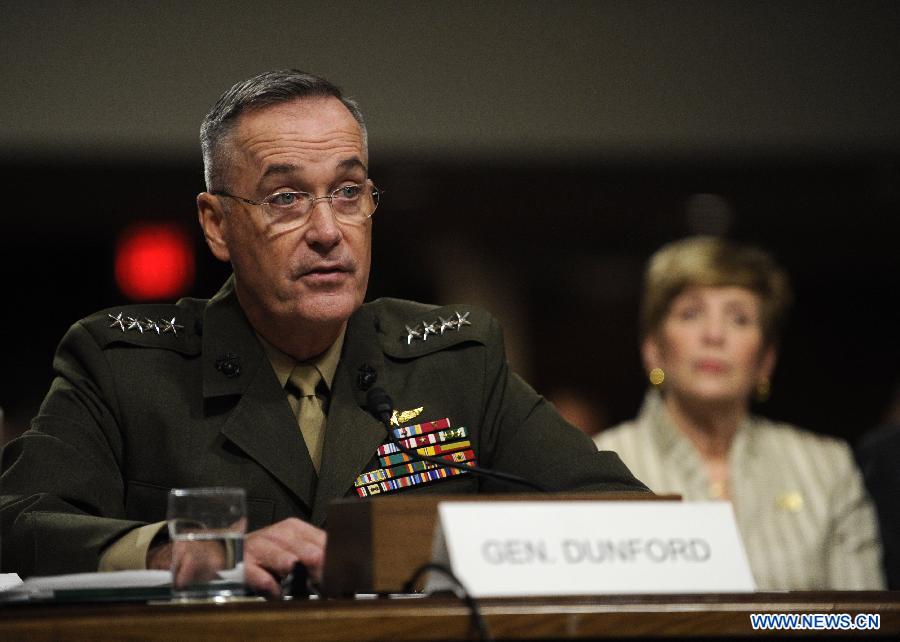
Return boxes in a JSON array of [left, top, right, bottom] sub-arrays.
[[211, 182, 381, 227]]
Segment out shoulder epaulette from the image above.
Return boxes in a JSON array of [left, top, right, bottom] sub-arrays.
[[367, 298, 493, 358], [81, 302, 202, 355]]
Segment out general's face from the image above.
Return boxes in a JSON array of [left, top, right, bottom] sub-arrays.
[[643, 286, 775, 407], [199, 97, 371, 333]]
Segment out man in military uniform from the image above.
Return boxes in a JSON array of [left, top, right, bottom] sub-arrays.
[[0, 70, 647, 596]]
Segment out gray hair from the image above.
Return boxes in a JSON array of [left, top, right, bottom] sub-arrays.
[[200, 69, 368, 191]]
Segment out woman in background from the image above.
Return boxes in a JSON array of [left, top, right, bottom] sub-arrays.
[[595, 236, 884, 590]]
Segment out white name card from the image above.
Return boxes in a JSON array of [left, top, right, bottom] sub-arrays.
[[428, 500, 755, 597]]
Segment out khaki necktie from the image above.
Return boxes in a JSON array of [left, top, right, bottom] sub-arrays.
[[286, 364, 326, 474]]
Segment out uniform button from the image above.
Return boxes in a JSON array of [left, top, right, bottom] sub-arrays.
[[215, 353, 241, 378], [356, 363, 377, 390]]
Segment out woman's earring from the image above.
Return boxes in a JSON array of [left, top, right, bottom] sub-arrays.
[[755, 377, 771, 402], [649, 367, 665, 387]]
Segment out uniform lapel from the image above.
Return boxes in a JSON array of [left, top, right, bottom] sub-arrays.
[[219, 369, 318, 513], [202, 278, 317, 512], [311, 305, 388, 525]]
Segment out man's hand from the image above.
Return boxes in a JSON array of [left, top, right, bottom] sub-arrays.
[[147, 517, 326, 598], [243, 518, 327, 597]]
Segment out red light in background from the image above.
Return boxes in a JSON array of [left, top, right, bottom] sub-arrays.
[[115, 223, 195, 301]]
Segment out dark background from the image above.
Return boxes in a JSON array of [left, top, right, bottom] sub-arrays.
[[2, 1, 899, 444]]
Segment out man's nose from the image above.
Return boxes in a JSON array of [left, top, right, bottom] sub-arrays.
[[305, 199, 342, 247]]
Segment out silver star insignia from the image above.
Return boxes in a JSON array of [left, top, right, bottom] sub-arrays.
[[421, 320, 437, 341], [438, 315, 456, 334], [125, 316, 145, 333], [455, 311, 471, 330], [144, 318, 161, 334], [405, 324, 422, 345], [107, 312, 126, 332], [161, 317, 184, 335]]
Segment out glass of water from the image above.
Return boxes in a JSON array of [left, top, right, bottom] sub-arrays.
[[167, 487, 247, 601]]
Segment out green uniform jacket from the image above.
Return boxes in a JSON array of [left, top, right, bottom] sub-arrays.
[[1, 278, 647, 577]]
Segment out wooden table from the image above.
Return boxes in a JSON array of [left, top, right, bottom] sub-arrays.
[[2, 592, 898, 640]]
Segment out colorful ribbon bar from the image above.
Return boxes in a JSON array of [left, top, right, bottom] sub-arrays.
[[355, 449, 476, 487], [391, 417, 451, 440], [378, 441, 472, 464], [398, 426, 467, 450], [377, 435, 471, 458], [355, 463, 473, 497], [376, 426, 468, 457], [379, 444, 475, 466]]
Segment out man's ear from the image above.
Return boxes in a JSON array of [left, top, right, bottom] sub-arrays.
[[197, 192, 231, 263]]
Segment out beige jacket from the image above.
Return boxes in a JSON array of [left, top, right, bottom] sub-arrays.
[[595, 391, 885, 590]]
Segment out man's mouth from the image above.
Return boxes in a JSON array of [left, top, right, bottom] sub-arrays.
[[306, 266, 344, 275], [298, 263, 352, 283]]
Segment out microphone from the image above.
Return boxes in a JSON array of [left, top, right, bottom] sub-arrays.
[[367, 387, 394, 426], [365, 387, 549, 493]]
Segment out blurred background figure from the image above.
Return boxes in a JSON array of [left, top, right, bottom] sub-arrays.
[[855, 382, 900, 589], [594, 236, 884, 590]]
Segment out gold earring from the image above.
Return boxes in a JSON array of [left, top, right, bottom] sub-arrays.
[[755, 377, 771, 402], [649, 367, 665, 386]]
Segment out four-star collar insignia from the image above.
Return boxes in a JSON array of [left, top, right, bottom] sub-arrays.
[[405, 311, 471, 344], [108, 313, 184, 336]]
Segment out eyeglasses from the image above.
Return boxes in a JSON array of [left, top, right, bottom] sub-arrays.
[[212, 182, 381, 227]]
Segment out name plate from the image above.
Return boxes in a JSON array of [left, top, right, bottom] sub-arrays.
[[428, 500, 755, 596]]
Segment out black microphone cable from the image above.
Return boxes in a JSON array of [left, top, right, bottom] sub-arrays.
[[366, 387, 550, 493], [403, 562, 493, 641]]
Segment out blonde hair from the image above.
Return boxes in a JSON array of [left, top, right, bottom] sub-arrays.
[[640, 236, 793, 345]]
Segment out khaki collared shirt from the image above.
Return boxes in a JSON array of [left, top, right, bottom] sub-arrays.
[[257, 331, 344, 397]]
